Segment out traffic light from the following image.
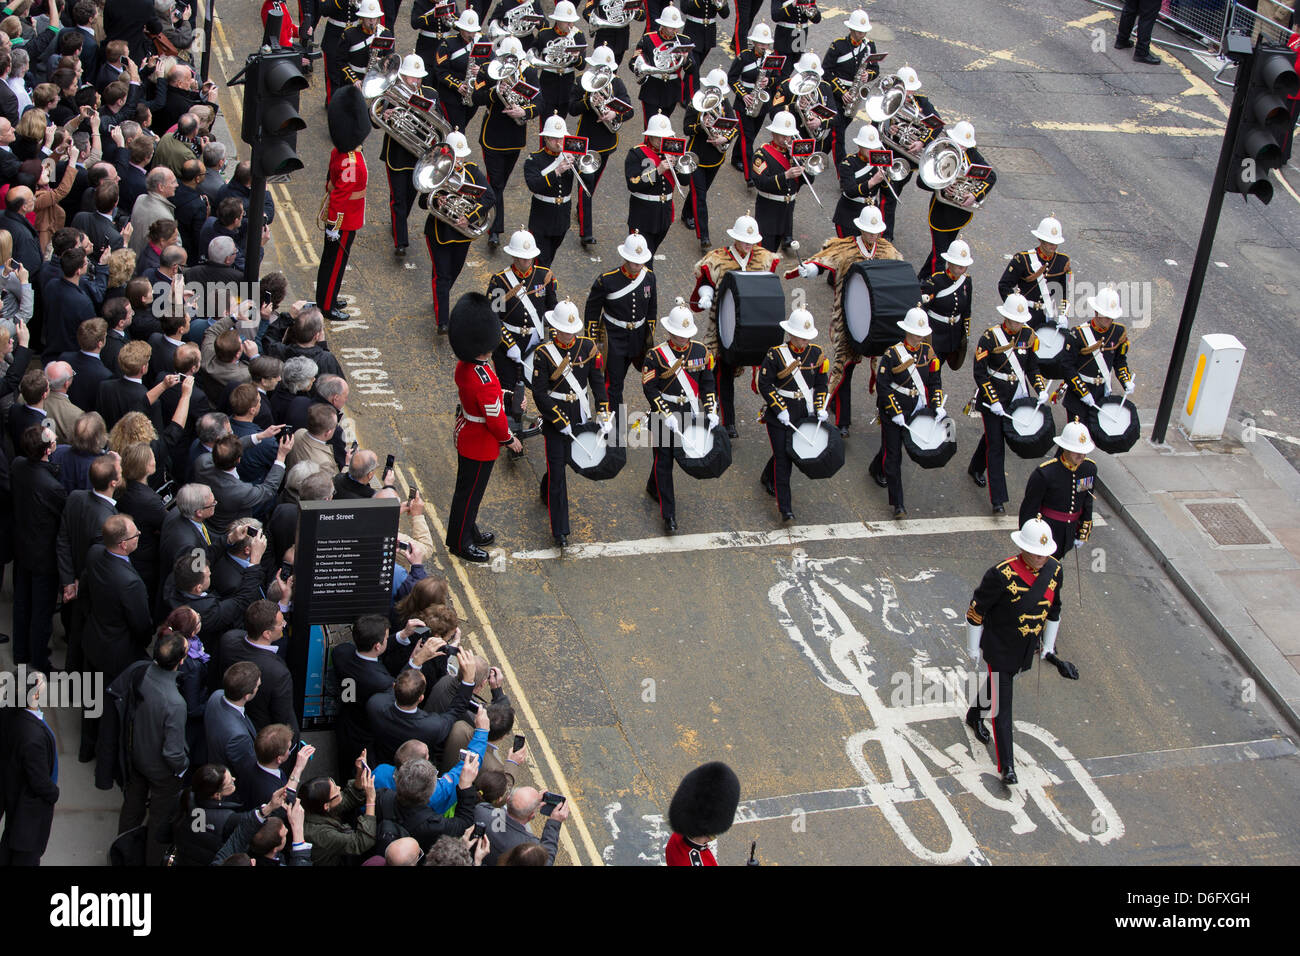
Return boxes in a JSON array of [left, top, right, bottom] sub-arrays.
[[240, 50, 308, 177], [1226, 43, 1299, 204]]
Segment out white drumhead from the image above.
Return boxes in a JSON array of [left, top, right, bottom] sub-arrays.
[[1036, 325, 1065, 360], [908, 414, 953, 451], [791, 421, 829, 460], [679, 423, 714, 459], [844, 271, 872, 341], [1097, 401, 1132, 436], [718, 287, 738, 349], [1010, 403, 1045, 437], [570, 430, 607, 469]]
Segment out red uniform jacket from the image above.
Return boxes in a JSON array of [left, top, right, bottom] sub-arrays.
[[666, 832, 718, 866], [327, 148, 368, 232], [261, 1, 300, 46], [453, 360, 513, 461]]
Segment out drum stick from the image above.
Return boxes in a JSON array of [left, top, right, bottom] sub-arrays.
[[1075, 545, 1083, 609], [799, 166, 824, 208]]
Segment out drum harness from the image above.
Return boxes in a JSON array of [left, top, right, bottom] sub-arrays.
[[889, 342, 929, 414], [500, 271, 547, 350], [988, 326, 1034, 409], [1026, 250, 1060, 322], [1076, 324, 1112, 393], [602, 268, 648, 329], [542, 341, 592, 422], [926, 273, 965, 325], [657, 343, 701, 416], [776, 345, 814, 413]]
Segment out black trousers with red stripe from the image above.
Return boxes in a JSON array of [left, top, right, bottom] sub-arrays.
[[577, 150, 612, 241], [731, 108, 761, 181], [388, 166, 416, 250], [830, 360, 858, 426], [424, 230, 471, 332], [762, 419, 795, 514], [969, 410, 1010, 507], [869, 417, 906, 509], [686, 162, 721, 241], [320, 22, 345, 104], [716, 359, 739, 427], [648, 442, 677, 522], [971, 666, 1016, 773], [483, 149, 522, 237], [539, 424, 571, 538], [446, 454, 496, 553], [315, 227, 357, 312]]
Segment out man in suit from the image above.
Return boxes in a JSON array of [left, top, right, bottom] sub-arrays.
[[1, 188, 42, 277], [55, 456, 122, 665], [209, 516, 269, 598], [333, 449, 394, 500], [100, 300, 134, 377], [97, 340, 174, 431], [164, 539, 266, 642], [172, 158, 210, 256], [128, 167, 178, 256], [285, 403, 341, 474], [103, 0, 155, 61], [39, 362, 85, 444], [0, 117, 22, 184], [147, 312, 189, 388], [63, 320, 114, 413], [0, 674, 61, 865], [42, 248, 104, 362], [331, 615, 400, 772], [479, 786, 569, 865], [8, 371, 50, 450], [364, 654, 476, 767], [218, 600, 299, 733], [203, 662, 263, 808], [10, 427, 69, 674], [243, 724, 312, 810], [144, 63, 217, 137], [71, 182, 129, 261], [159, 483, 223, 571], [119, 138, 153, 217], [0, 51, 19, 126], [194, 434, 292, 531]]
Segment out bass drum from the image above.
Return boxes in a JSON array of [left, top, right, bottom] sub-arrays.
[[674, 422, 733, 479], [786, 417, 846, 479], [1002, 396, 1056, 460], [717, 269, 786, 366], [902, 409, 957, 469], [1034, 325, 1070, 379], [843, 259, 921, 357], [568, 421, 626, 480], [1088, 396, 1140, 454]]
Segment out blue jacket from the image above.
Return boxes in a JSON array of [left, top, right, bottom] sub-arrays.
[[373, 727, 488, 814]]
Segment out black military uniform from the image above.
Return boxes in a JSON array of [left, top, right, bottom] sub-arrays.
[[823, 31, 875, 104], [531, 24, 587, 119], [751, 139, 805, 253], [423, 162, 497, 331], [487, 262, 558, 425], [758, 340, 829, 519], [487, 0, 544, 51], [869, 339, 942, 515], [727, 47, 773, 181], [570, 73, 634, 242], [522, 145, 577, 268], [532, 331, 609, 543], [584, 261, 657, 424], [318, 0, 355, 102], [643, 338, 717, 529], [681, 97, 739, 246], [919, 265, 971, 366], [771, 0, 821, 80], [474, 61, 542, 241], [918, 144, 994, 275], [733, 0, 762, 54], [412, 0, 458, 68], [633, 28, 694, 122], [434, 28, 486, 133], [625, 139, 678, 253], [770, 71, 838, 151], [339, 21, 394, 86], [998, 247, 1072, 331], [968, 322, 1045, 511], [681, 0, 729, 63], [1020, 450, 1096, 561], [381, 76, 439, 254], [1062, 318, 1132, 424], [584, 0, 643, 66], [878, 91, 939, 240], [832, 147, 885, 237], [965, 551, 1064, 781]]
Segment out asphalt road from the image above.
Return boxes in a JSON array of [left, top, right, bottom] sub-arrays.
[[206, 0, 1300, 865]]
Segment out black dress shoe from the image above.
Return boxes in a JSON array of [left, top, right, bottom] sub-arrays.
[[488, 233, 501, 250], [1113, 37, 1133, 49], [992, 504, 1005, 515], [473, 529, 495, 546], [1134, 51, 1161, 64], [893, 505, 907, 519], [699, 237, 711, 252], [436, 324, 448, 336], [324, 308, 350, 322], [1002, 769, 1018, 786], [868, 465, 888, 488], [681, 216, 695, 231], [965, 707, 991, 744], [838, 425, 850, 438], [554, 534, 568, 549], [780, 510, 795, 522], [581, 236, 597, 247], [726, 424, 739, 438], [0, 633, 9, 644], [333, 295, 350, 308], [968, 465, 986, 488], [395, 244, 408, 256], [455, 545, 490, 563], [664, 517, 677, 533], [760, 475, 775, 497]]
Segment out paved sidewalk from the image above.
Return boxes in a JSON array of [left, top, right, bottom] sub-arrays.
[[1097, 412, 1300, 735]]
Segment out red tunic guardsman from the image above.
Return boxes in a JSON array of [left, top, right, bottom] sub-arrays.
[[316, 85, 372, 322], [446, 293, 522, 562], [665, 761, 740, 866]]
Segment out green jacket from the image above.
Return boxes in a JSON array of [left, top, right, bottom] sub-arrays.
[[303, 782, 377, 866]]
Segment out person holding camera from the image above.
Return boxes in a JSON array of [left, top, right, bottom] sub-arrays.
[[479, 784, 569, 865]]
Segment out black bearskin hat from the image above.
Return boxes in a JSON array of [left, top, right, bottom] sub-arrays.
[[668, 762, 740, 838], [328, 85, 372, 153], [449, 292, 502, 362]]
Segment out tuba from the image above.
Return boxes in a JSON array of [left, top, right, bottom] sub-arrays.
[[918, 136, 985, 209], [585, 65, 623, 132], [363, 45, 452, 162], [416, 145, 493, 238], [862, 73, 906, 123], [698, 88, 737, 147], [881, 94, 934, 168], [490, 53, 532, 123], [487, 2, 545, 40]]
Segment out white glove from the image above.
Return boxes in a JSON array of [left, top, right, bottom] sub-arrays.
[[561, 425, 574, 438], [1040, 618, 1060, 658], [988, 401, 1005, 417], [665, 415, 682, 434], [798, 262, 819, 279], [934, 406, 948, 422], [1073, 538, 1084, 550], [697, 286, 714, 309], [1124, 379, 1135, 395], [817, 408, 828, 423], [598, 417, 613, 436], [707, 412, 719, 429], [966, 623, 983, 663], [777, 410, 792, 428], [1055, 316, 1068, 329], [506, 345, 522, 363], [325, 227, 341, 241], [1083, 393, 1098, 409], [1036, 392, 1048, 407], [891, 414, 905, 426]]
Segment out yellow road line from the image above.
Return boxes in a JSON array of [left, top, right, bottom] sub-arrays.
[[390, 461, 605, 867], [213, 14, 235, 62], [1272, 168, 1300, 206], [1066, 9, 1113, 28], [1030, 120, 1221, 136]]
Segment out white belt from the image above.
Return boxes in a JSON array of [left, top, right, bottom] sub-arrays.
[[927, 310, 958, 324], [990, 371, 1018, 382], [461, 411, 487, 423], [776, 388, 806, 399], [322, 17, 347, 28], [547, 390, 580, 401], [1076, 373, 1105, 385], [540, 65, 577, 75], [892, 384, 918, 397], [844, 195, 867, 203], [684, 14, 716, 24], [534, 193, 573, 204], [502, 321, 529, 335], [659, 392, 692, 404], [604, 314, 645, 330], [418, 28, 442, 38], [632, 192, 672, 202], [758, 191, 797, 204]]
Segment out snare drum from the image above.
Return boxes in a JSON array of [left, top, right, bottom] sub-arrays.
[[1088, 396, 1140, 454], [1001, 396, 1056, 460], [843, 260, 920, 357], [674, 422, 732, 479], [1034, 325, 1070, 380], [567, 421, 626, 480], [785, 418, 845, 479], [902, 409, 957, 469], [716, 270, 786, 366]]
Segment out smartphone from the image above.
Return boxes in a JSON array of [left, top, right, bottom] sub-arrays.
[[384, 453, 395, 475], [443, 644, 460, 656], [465, 699, 480, 714], [540, 791, 564, 816], [246, 527, 260, 538], [397, 540, 412, 552], [458, 748, 473, 763], [277, 427, 292, 445], [350, 440, 358, 455], [471, 821, 487, 840], [6, 258, 16, 271], [279, 560, 293, 579], [407, 485, 419, 502], [512, 734, 525, 753]]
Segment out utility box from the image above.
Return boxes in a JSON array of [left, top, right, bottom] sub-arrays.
[[1180, 333, 1245, 441]]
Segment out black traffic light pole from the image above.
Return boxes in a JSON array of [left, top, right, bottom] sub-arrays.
[[1150, 42, 1255, 444], [239, 10, 290, 284], [199, 0, 217, 84]]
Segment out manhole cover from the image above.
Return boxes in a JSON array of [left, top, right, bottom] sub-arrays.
[[1185, 501, 1270, 547]]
